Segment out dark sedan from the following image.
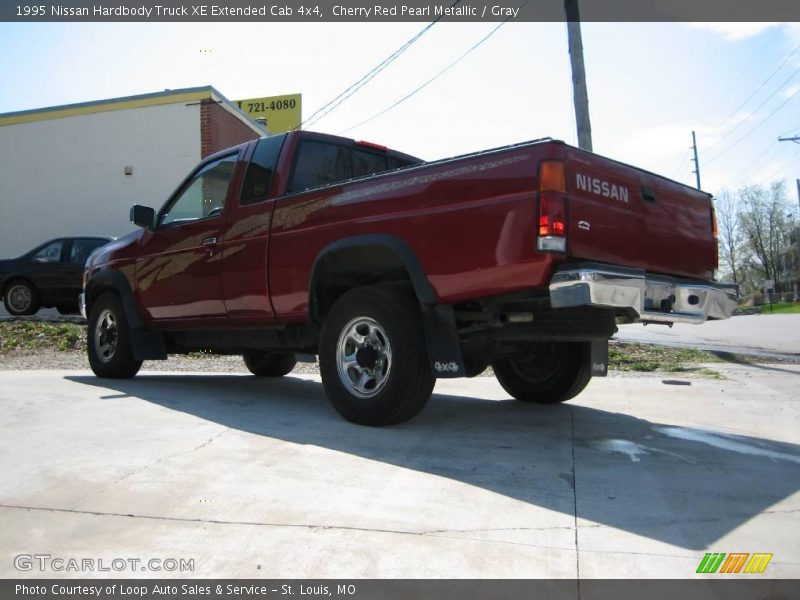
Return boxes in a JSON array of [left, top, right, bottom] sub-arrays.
[[0, 237, 112, 316]]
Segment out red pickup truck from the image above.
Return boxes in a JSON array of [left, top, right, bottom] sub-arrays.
[[81, 131, 737, 425]]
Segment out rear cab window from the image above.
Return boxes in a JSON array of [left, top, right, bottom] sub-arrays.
[[288, 141, 351, 194], [287, 137, 422, 195]]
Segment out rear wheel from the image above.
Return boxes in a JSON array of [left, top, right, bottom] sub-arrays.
[[87, 293, 142, 379], [4, 281, 39, 316], [493, 341, 592, 404], [243, 351, 296, 377], [319, 285, 434, 426]]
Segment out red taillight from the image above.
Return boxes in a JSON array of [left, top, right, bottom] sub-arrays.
[[538, 192, 566, 236], [537, 160, 567, 252]]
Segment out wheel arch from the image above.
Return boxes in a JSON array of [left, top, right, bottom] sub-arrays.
[[308, 234, 437, 324], [308, 235, 465, 378], [85, 268, 167, 360], [2, 275, 37, 297], [85, 269, 145, 329]]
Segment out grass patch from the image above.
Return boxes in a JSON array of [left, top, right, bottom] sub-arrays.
[[760, 302, 800, 315], [609, 342, 721, 376], [0, 321, 86, 353]]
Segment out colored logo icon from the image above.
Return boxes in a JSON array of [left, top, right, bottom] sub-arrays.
[[696, 553, 773, 574]]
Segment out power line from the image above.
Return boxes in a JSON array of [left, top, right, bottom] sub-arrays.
[[728, 139, 783, 187], [339, 16, 514, 135], [703, 64, 800, 152], [702, 44, 800, 145], [704, 84, 800, 166], [759, 145, 800, 183], [300, 1, 461, 130], [669, 149, 691, 180]]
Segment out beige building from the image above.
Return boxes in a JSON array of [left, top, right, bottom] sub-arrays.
[[0, 86, 264, 258]]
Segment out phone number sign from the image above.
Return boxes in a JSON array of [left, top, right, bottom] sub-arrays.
[[236, 93, 301, 134]]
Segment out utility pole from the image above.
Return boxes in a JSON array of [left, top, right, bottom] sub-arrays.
[[691, 130, 701, 190], [778, 135, 800, 210], [564, 0, 592, 152]]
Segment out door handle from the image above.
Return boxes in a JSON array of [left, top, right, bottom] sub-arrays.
[[202, 236, 218, 256]]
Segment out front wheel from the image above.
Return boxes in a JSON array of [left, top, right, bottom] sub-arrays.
[[243, 351, 296, 377], [4, 281, 40, 316], [493, 341, 593, 404], [87, 293, 142, 379], [319, 285, 434, 426]]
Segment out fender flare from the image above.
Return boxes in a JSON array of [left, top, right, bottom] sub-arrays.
[[309, 234, 465, 378], [309, 234, 437, 320], [85, 269, 167, 360]]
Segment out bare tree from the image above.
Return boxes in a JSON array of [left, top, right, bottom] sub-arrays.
[[738, 182, 791, 289], [714, 190, 747, 285]]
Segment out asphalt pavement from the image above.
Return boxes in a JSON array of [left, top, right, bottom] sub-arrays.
[[1, 365, 798, 578], [616, 314, 800, 361]]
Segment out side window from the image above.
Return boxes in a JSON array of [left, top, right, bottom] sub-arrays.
[[353, 149, 388, 178], [160, 154, 238, 227], [241, 135, 286, 205], [31, 240, 64, 263], [69, 239, 107, 265], [288, 141, 351, 193], [388, 156, 416, 170]]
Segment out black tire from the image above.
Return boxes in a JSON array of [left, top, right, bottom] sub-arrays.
[[243, 351, 297, 377], [87, 292, 142, 379], [57, 304, 79, 315], [493, 341, 593, 404], [3, 280, 40, 316], [319, 285, 435, 426]]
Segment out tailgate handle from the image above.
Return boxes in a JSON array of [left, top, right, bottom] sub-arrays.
[[642, 187, 657, 204]]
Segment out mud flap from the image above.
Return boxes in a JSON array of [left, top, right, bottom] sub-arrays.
[[591, 339, 609, 376], [420, 304, 465, 378]]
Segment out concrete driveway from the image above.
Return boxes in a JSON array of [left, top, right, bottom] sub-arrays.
[[617, 314, 800, 360], [0, 366, 798, 578]]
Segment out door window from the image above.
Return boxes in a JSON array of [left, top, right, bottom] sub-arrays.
[[31, 240, 64, 263], [160, 154, 238, 227], [69, 239, 108, 265]]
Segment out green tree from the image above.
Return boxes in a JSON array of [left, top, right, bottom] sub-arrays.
[[737, 182, 791, 291], [714, 190, 748, 286]]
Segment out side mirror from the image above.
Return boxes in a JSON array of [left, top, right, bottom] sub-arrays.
[[130, 205, 155, 230]]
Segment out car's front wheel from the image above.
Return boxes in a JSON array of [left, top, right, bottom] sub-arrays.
[[319, 285, 434, 426], [3, 281, 40, 316], [87, 293, 142, 379], [492, 341, 593, 404]]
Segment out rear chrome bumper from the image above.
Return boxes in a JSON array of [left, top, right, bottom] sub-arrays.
[[79, 292, 86, 319], [549, 264, 738, 325]]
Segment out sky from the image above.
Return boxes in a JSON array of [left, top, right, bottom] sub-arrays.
[[1, 20, 799, 200]]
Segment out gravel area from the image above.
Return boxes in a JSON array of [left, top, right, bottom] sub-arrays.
[[0, 350, 322, 374], [0, 350, 712, 382]]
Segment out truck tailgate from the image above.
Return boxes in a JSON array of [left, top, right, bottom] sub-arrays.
[[564, 149, 716, 279]]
